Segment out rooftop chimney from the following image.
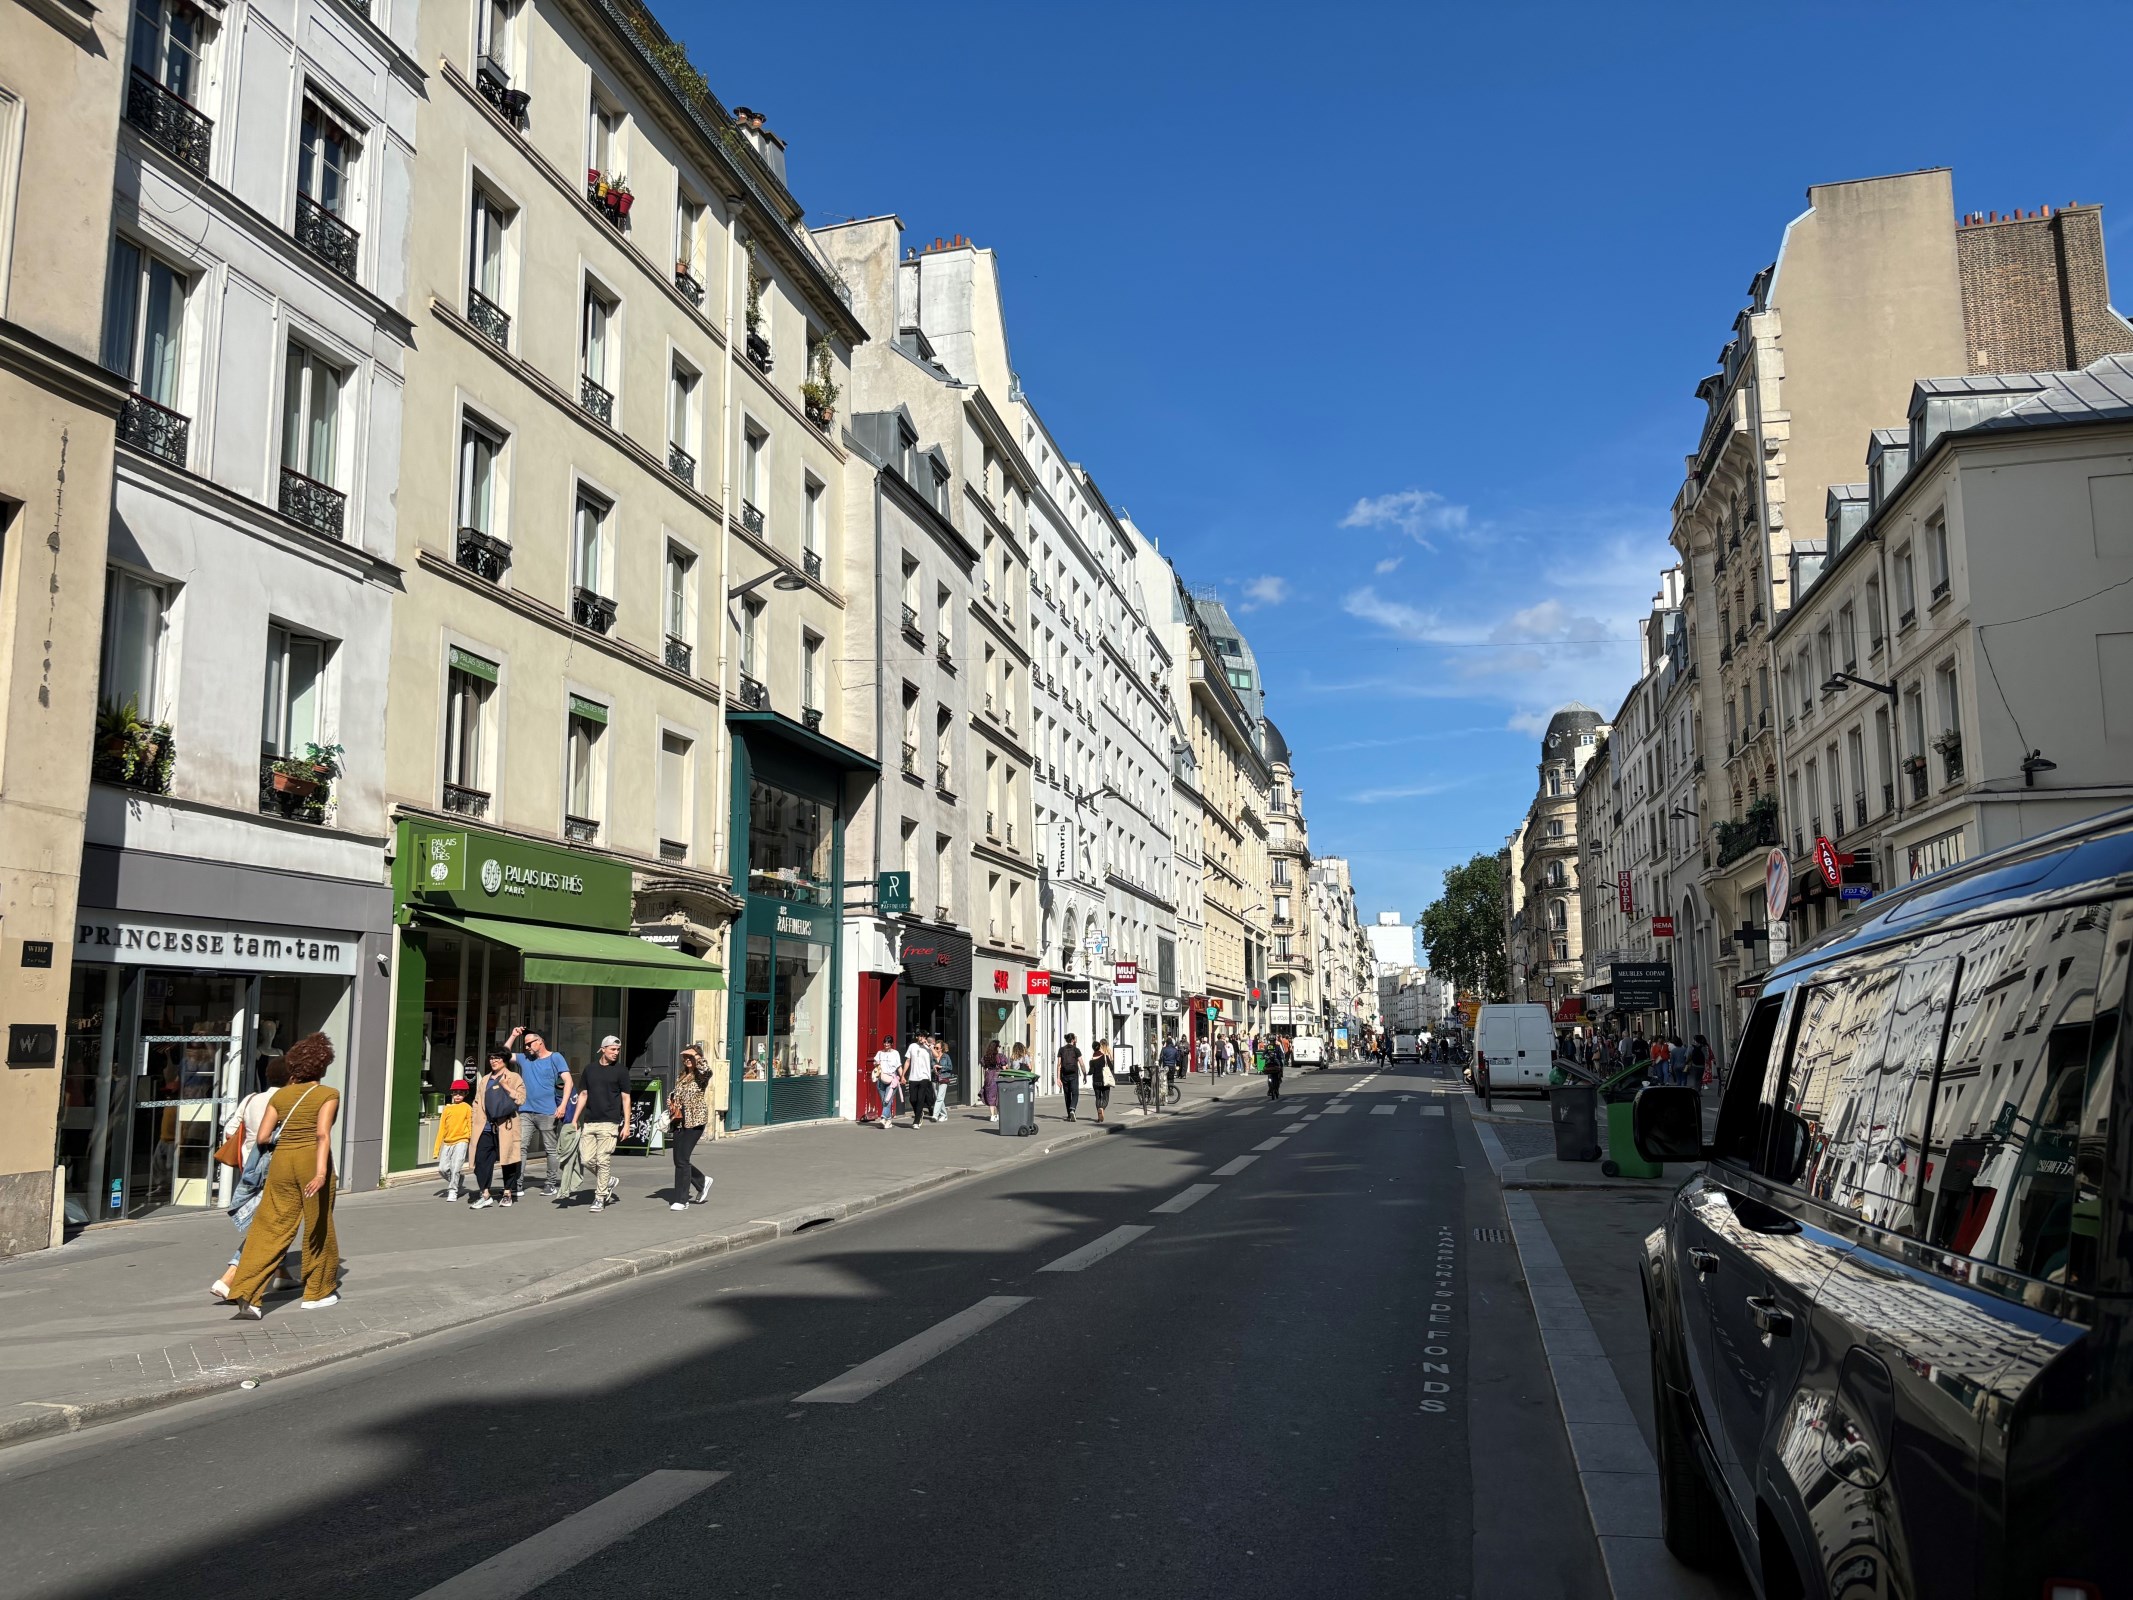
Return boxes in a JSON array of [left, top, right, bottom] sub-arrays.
[[729, 106, 788, 189]]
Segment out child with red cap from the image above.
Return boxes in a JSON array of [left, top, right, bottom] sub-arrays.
[[435, 1078, 473, 1201]]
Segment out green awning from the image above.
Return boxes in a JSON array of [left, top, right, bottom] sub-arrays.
[[450, 647, 499, 684], [418, 911, 725, 990]]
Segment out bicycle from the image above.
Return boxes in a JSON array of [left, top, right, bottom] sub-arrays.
[[1135, 1067, 1161, 1115]]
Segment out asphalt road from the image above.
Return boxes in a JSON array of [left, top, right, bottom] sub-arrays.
[[0, 1063, 1605, 1600]]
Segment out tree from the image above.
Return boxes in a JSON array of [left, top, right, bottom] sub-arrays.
[[1420, 853, 1510, 1002]]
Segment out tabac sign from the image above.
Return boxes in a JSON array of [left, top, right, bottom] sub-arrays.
[[397, 821, 634, 930]]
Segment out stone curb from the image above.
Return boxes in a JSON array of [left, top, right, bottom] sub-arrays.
[[0, 1084, 1241, 1452]]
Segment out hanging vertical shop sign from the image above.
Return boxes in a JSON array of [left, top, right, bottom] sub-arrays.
[[1617, 871, 1633, 914]]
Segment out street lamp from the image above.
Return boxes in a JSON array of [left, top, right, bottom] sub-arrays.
[[1821, 670, 1897, 702], [2021, 749, 2057, 788], [728, 570, 808, 601]]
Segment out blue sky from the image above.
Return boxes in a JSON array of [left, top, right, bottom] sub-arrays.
[[689, 0, 2133, 925]]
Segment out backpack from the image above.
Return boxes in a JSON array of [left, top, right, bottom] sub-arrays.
[[484, 1077, 517, 1124]]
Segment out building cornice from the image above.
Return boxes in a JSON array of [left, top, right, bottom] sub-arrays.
[[116, 447, 404, 586], [0, 319, 131, 416]]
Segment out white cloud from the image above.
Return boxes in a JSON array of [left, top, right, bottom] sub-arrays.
[[1506, 710, 1552, 738], [1349, 779, 1467, 805], [1237, 574, 1290, 612], [1373, 555, 1404, 575], [1340, 489, 1471, 551]]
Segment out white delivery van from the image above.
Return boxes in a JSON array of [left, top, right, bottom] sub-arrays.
[[1291, 1033, 1324, 1067], [1474, 1004, 1556, 1091], [1393, 1032, 1421, 1060]]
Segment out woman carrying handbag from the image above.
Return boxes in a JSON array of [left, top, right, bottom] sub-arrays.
[[210, 1059, 293, 1302], [223, 1033, 342, 1316]]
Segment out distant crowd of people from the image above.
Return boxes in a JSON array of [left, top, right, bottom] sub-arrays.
[[1565, 1028, 1716, 1088]]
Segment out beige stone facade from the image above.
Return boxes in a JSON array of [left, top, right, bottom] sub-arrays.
[[0, 0, 129, 1252]]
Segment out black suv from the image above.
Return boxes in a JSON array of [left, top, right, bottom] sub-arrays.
[[1635, 809, 2132, 1599]]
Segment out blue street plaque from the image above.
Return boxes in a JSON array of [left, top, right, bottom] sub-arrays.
[[1840, 884, 1875, 902]]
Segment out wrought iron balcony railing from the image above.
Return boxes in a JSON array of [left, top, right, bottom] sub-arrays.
[[294, 192, 358, 280], [803, 547, 822, 581], [740, 499, 764, 537], [674, 264, 704, 304], [738, 673, 767, 709], [579, 374, 613, 426], [564, 814, 600, 844], [664, 634, 692, 674], [278, 466, 345, 540], [746, 330, 772, 372], [659, 838, 688, 862], [126, 69, 211, 174], [802, 706, 822, 731], [456, 526, 511, 583], [118, 392, 190, 467], [571, 586, 617, 634], [474, 56, 529, 122], [666, 442, 695, 485], [442, 781, 490, 818], [467, 287, 510, 347]]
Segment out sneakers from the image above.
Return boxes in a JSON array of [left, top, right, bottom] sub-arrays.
[[237, 1303, 263, 1320], [209, 1278, 233, 1302], [543, 1185, 560, 1198], [693, 1178, 712, 1204], [500, 1194, 514, 1207], [300, 1294, 340, 1310], [670, 1201, 688, 1212], [471, 1195, 496, 1210], [590, 1198, 606, 1213], [441, 1189, 460, 1201]]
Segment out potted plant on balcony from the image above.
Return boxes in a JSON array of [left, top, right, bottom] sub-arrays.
[[802, 336, 839, 428], [610, 179, 633, 219], [1901, 753, 1929, 775], [745, 252, 766, 336], [93, 698, 174, 791], [1930, 730, 1962, 756]]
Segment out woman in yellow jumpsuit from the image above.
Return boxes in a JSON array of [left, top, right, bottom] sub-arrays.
[[226, 1033, 341, 1315]]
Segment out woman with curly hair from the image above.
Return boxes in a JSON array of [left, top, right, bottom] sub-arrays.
[[222, 1032, 342, 1316]]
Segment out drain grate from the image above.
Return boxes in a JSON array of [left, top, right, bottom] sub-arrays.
[[1472, 1227, 1510, 1243]]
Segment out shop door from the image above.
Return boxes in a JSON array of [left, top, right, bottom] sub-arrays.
[[129, 973, 245, 1216], [58, 966, 124, 1230]]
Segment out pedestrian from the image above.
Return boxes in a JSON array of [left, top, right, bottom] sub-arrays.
[[209, 1059, 292, 1302], [468, 1045, 526, 1209], [1057, 1032, 1083, 1121], [433, 1077, 473, 1202], [572, 1034, 631, 1212], [1088, 1040, 1114, 1124], [1160, 1034, 1182, 1099], [552, 1081, 588, 1200], [1266, 1036, 1286, 1100], [506, 1024, 572, 1198], [1685, 1033, 1711, 1089], [903, 1033, 936, 1127], [871, 1034, 902, 1128], [224, 1033, 341, 1317], [981, 1039, 1005, 1124], [932, 1036, 954, 1122], [668, 1043, 713, 1210], [1196, 1035, 1211, 1075], [1629, 1030, 1650, 1066]]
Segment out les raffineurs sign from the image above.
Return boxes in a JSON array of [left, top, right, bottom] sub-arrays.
[[400, 822, 633, 930]]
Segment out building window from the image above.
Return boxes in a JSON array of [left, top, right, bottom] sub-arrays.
[[674, 193, 705, 296], [667, 358, 699, 482], [934, 705, 951, 790], [279, 339, 343, 498], [657, 730, 691, 859], [1925, 514, 1951, 602], [295, 96, 358, 278], [1936, 662, 1963, 783], [468, 186, 514, 342], [1894, 544, 1917, 626], [802, 631, 822, 714], [573, 490, 608, 598], [741, 424, 766, 532], [580, 285, 616, 419], [1865, 576, 1885, 652], [102, 239, 189, 452], [443, 649, 497, 809], [1546, 818, 1563, 838], [100, 568, 168, 720], [565, 697, 607, 838], [1274, 894, 1291, 922], [130, 0, 204, 103], [586, 87, 622, 180], [1836, 602, 1856, 673], [935, 833, 953, 920], [458, 416, 505, 538], [740, 595, 764, 681], [1903, 685, 1928, 800], [803, 476, 824, 577], [260, 624, 327, 760], [664, 543, 695, 671]]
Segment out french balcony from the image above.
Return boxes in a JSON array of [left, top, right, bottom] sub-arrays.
[[802, 706, 823, 731], [126, 69, 212, 175], [258, 754, 330, 823], [474, 56, 529, 123], [900, 741, 917, 775], [1907, 760, 1929, 802], [586, 173, 631, 228], [1853, 793, 1867, 830], [294, 192, 359, 281], [664, 634, 692, 674], [659, 838, 689, 863], [442, 781, 490, 818], [579, 374, 613, 427], [745, 329, 772, 373], [564, 814, 600, 844], [571, 586, 616, 634], [1882, 782, 1894, 814], [278, 466, 346, 540], [935, 761, 951, 791], [118, 392, 190, 467], [674, 264, 704, 306], [456, 526, 511, 583], [936, 635, 954, 668], [740, 500, 765, 537], [738, 673, 767, 709], [466, 286, 510, 348], [803, 548, 822, 581], [667, 442, 696, 486], [900, 605, 923, 645]]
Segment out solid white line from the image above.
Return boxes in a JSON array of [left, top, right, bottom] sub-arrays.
[[412, 1471, 729, 1600], [1212, 1154, 1259, 1176], [1252, 1136, 1288, 1152], [1371, 1105, 1396, 1116], [1039, 1224, 1152, 1273], [796, 1296, 1031, 1403], [1151, 1183, 1218, 1215]]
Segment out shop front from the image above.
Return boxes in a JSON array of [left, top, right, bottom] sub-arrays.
[[974, 959, 1029, 1100], [387, 821, 725, 1173], [899, 925, 972, 1099], [726, 710, 875, 1129], [61, 903, 372, 1225]]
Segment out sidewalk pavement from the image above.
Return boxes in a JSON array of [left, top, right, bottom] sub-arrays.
[[0, 1070, 1255, 1450], [1468, 1089, 1747, 1600]]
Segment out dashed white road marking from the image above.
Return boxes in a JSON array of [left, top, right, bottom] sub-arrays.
[[1252, 1136, 1288, 1152], [1371, 1105, 1396, 1117], [412, 1471, 729, 1599], [1212, 1154, 1260, 1176], [1151, 1183, 1218, 1215], [1326, 1105, 1352, 1114], [1040, 1225, 1153, 1273], [1303, 1114, 1322, 1121], [796, 1296, 1031, 1403], [1423, 1106, 1447, 1118], [1283, 1122, 1308, 1132]]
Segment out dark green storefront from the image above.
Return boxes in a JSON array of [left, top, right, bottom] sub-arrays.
[[725, 710, 876, 1128], [387, 820, 724, 1172]]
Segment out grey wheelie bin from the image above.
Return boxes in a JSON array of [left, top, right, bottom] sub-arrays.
[[997, 1070, 1037, 1136]]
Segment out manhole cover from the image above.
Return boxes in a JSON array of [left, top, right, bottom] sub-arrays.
[[1472, 1227, 1509, 1243]]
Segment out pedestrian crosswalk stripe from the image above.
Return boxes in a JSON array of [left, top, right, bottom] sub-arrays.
[[1371, 1105, 1395, 1116], [1252, 1136, 1288, 1151], [1283, 1122, 1307, 1132], [1326, 1105, 1352, 1114], [411, 1471, 730, 1599], [1040, 1224, 1153, 1273], [796, 1296, 1031, 1403]]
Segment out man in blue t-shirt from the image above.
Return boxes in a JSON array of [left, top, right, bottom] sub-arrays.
[[506, 1024, 572, 1198]]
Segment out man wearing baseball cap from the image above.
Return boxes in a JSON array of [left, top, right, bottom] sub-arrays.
[[571, 1034, 631, 1211]]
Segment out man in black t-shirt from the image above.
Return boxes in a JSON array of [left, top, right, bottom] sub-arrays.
[[571, 1035, 632, 1211], [1056, 1033, 1083, 1122]]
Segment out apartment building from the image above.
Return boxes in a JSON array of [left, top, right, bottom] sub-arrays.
[[1504, 706, 1605, 1007], [1133, 525, 1208, 1050], [382, 0, 869, 1164], [813, 218, 1041, 1108], [1265, 721, 1317, 1042], [0, 0, 130, 1252], [58, 0, 420, 1224], [1181, 588, 1271, 1041], [1771, 353, 2133, 942], [1308, 855, 1369, 1046]]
